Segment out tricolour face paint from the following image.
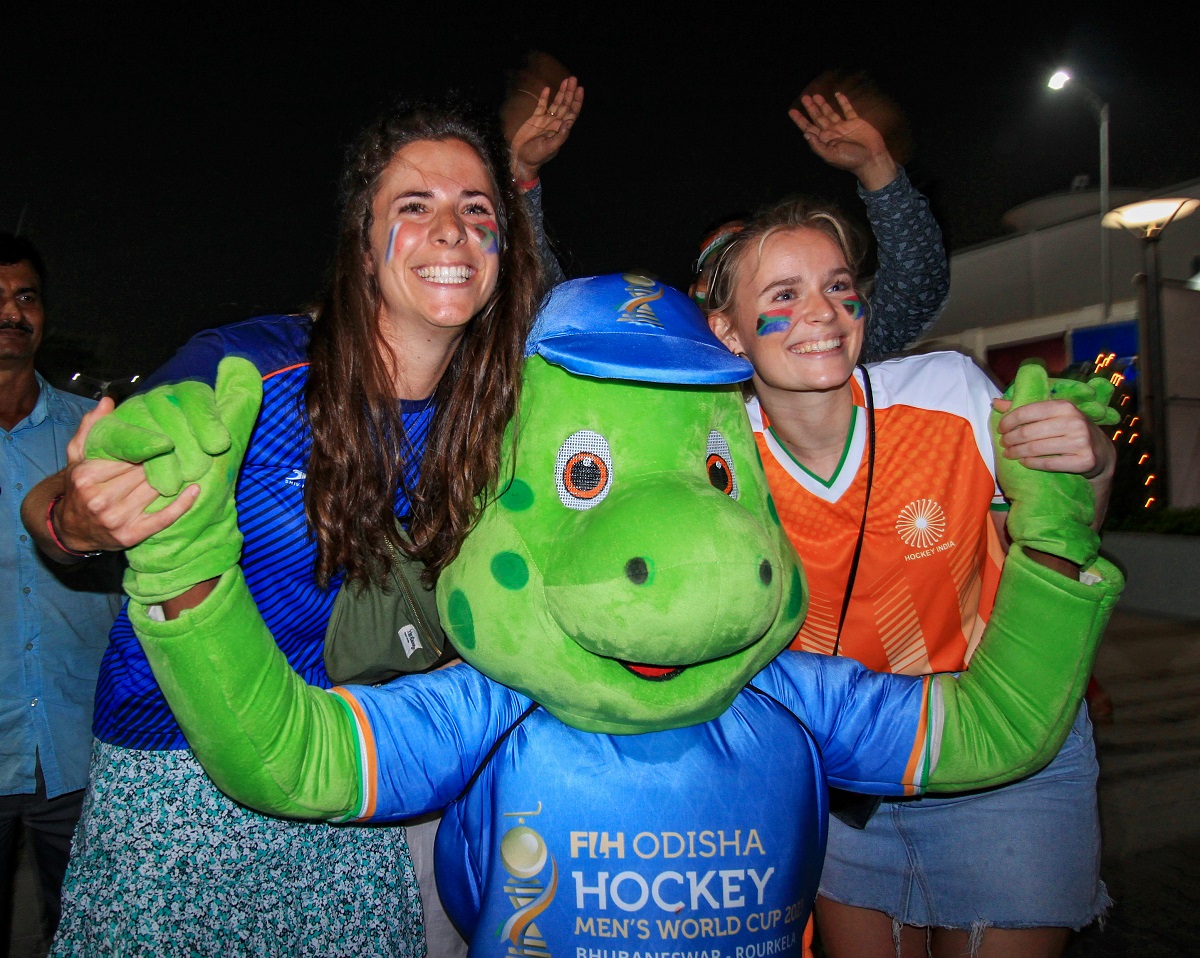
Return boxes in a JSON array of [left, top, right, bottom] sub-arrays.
[[384, 223, 400, 264], [840, 292, 863, 321], [756, 307, 792, 337], [474, 220, 499, 256]]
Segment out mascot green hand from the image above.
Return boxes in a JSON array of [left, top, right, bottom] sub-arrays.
[[85, 379, 235, 496], [1047, 375, 1120, 427], [128, 276, 1123, 957], [89, 358, 261, 604], [991, 363, 1101, 567]]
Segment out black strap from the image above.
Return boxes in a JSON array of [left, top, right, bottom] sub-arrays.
[[453, 702, 539, 804], [827, 365, 884, 828], [831, 364, 875, 658]]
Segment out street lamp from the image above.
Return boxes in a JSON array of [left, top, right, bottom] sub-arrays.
[[1048, 68, 1111, 319], [1103, 198, 1200, 506]]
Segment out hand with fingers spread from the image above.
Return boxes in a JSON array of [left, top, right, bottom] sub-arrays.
[[508, 76, 584, 188], [788, 91, 898, 191]]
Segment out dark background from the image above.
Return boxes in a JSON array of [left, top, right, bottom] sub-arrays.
[[7, 6, 1198, 380]]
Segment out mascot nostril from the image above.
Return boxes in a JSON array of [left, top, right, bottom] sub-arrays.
[[759, 559, 773, 585], [624, 557, 649, 584]]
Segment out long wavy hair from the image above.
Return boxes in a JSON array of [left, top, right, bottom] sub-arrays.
[[305, 95, 544, 587]]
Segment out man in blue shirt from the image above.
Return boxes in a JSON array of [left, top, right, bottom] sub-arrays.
[[0, 234, 120, 952]]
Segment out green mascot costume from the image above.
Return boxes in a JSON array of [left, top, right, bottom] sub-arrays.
[[94, 275, 1122, 957]]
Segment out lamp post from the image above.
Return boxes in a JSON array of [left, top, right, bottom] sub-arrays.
[[1103, 198, 1200, 507], [1048, 69, 1111, 319]]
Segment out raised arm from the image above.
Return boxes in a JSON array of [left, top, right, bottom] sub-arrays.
[[74, 358, 356, 819], [504, 74, 584, 288], [767, 363, 1122, 794], [789, 92, 949, 360]]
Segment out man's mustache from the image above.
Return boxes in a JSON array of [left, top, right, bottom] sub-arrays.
[[0, 320, 34, 334]]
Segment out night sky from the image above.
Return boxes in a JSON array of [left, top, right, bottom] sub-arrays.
[[7, 7, 1198, 381]]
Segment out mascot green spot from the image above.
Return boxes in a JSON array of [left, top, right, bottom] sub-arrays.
[[497, 477, 534, 511], [445, 589, 476, 650], [786, 565, 804, 619], [624, 556, 653, 585], [490, 551, 530, 591]]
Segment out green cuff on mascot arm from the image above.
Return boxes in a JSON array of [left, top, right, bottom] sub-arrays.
[[129, 567, 362, 821], [928, 545, 1122, 791]]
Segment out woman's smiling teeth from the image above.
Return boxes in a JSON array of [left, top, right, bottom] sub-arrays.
[[790, 336, 842, 355], [415, 265, 474, 284]]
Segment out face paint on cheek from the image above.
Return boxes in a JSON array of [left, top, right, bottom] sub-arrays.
[[474, 220, 499, 256], [384, 223, 399, 264], [841, 292, 864, 321], [756, 307, 793, 337]]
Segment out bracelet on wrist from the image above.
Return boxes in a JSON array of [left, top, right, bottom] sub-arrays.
[[46, 494, 104, 559], [514, 175, 540, 192]]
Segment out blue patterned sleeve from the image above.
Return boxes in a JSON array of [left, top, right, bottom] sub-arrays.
[[859, 167, 950, 361], [524, 183, 567, 288]]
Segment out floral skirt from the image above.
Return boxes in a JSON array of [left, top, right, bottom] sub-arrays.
[[51, 740, 425, 956]]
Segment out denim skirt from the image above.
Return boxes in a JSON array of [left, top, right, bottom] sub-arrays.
[[818, 704, 1110, 930]]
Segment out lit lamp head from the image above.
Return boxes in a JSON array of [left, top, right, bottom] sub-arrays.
[[1048, 70, 1071, 90], [1103, 199, 1200, 240]]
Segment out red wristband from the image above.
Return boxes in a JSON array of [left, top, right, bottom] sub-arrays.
[[46, 494, 103, 559], [515, 176, 540, 192]]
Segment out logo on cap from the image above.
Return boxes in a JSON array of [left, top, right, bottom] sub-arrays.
[[618, 273, 664, 328]]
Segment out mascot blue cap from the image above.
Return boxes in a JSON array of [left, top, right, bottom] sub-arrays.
[[526, 273, 753, 385]]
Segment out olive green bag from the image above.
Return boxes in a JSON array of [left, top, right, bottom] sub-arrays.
[[323, 521, 456, 685]]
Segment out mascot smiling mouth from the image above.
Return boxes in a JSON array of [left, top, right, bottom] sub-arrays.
[[620, 662, 687, 680]]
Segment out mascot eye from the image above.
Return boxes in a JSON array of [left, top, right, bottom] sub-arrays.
[[556, 430, 614, 510], [706, 430, 739, 499]]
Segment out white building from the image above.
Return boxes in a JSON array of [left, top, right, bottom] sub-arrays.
[[920, 178, 1200, 507]]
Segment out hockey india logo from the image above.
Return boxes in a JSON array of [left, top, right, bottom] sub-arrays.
[[499, 803, 558, 956], [895, 499, 946, 549]]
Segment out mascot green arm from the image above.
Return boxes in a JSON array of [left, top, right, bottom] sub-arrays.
[[107, 358, 362, 820], [928, 361, 1122, 790], [129, 569, 363, 820], [927, 546, 1120, 791]]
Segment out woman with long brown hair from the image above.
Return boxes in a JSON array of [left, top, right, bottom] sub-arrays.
[[23, 89, 577, 956]]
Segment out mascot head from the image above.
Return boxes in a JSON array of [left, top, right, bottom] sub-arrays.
[[438, 274, 807, 734]]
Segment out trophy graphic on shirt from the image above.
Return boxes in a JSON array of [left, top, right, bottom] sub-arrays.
[[500, 802, 558, 957]]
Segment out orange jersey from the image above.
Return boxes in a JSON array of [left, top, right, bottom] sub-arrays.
[[750, 352, 1006, 675]]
